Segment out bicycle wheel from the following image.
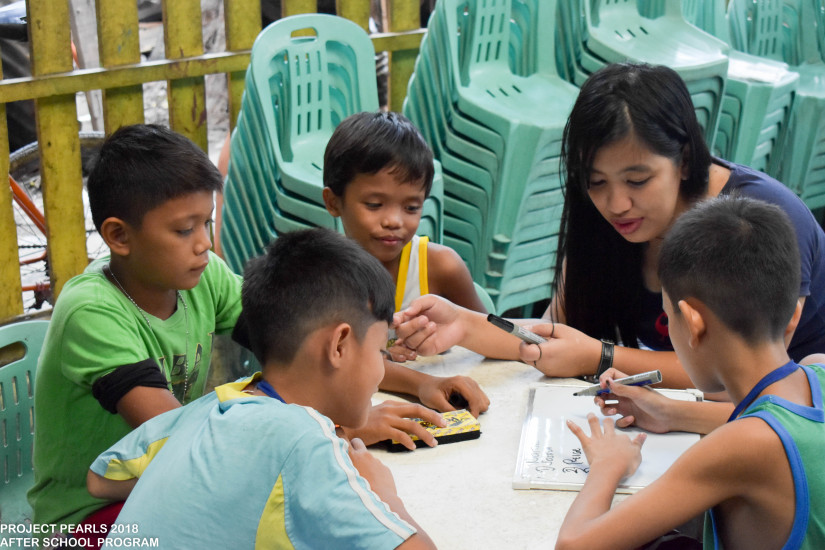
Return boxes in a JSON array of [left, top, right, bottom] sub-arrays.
[[11, 131, 107, 310]]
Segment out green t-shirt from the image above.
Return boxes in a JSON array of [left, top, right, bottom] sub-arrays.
[[28, 251, 242, 526]]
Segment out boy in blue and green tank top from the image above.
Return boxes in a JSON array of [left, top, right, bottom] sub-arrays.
[[554, 196, 825, 549]]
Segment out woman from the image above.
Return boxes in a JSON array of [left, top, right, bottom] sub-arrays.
[[393, 63, 825, 388]]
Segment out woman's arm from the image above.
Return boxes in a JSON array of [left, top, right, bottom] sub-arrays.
[[515, 321, 695, 388], [394, 295, 526, 359]]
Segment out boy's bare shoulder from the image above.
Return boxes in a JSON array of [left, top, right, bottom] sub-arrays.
[[425, 242, 467, 274], [424, 242, 485, 311], [681, 414, 789, 488], [425, 242, 475, 288]]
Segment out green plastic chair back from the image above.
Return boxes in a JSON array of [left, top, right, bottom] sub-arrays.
[[727, 0, 825, 209], [221, 14, 444, 276], [250, 14, 379, 202], [0, 320, 49, 531], [581, 0, 729, 147], [682, 0, 799, 172], [404, 0, 575, 312]]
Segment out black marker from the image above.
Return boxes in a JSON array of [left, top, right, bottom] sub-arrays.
[[487, 314, 547, 345]]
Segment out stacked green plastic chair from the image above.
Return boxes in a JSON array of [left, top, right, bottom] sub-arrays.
[[681, 0, 799, 174], [728, 0, 825, 211], [221, 14, 444, 276], [556, 0, 730, 150], [1, 320, 49, 538], [404, 0, 578, 314]]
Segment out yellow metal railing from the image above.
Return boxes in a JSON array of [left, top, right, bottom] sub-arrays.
[[0, 0, 426, 322]]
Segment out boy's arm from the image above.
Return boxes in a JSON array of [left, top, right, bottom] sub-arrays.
[[379, 358, 490, 417], [60, 303, 183, 428], [426, 243, 487, 313], [556, 416, 790, 550], [116, 386, 181, 428], [341, 359, 490, 450], [86, 470, 137, 501], [87, 408, 178, 499], [348, 438, 436, 550], [593, 369, 731, 434]]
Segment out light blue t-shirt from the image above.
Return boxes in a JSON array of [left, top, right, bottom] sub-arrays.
[[91, 375, 416, 549]]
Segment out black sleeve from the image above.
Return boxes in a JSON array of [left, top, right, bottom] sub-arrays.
[[231, 309, 252, 350], [91, 359, 170, 414]]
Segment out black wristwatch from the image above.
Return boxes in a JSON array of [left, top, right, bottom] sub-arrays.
[[595, 339, 615, 378]]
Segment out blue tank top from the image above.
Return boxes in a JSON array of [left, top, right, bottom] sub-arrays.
[[704, 364, 825, 549]]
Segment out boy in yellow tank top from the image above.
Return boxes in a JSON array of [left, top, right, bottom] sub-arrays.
[[323, 112, 487, 343], [323, 112, 490, 444]]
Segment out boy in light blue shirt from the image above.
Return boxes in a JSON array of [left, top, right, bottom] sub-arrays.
[[88, 228, 436, 549]]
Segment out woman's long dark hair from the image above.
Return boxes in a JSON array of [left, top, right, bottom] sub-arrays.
[[553, 63, 712, 345]]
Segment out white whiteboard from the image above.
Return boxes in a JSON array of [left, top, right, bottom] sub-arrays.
[[513, 385, 701, 493]]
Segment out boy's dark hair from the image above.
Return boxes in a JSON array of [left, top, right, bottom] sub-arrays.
[[87, 124, 223, 231], [659, 196, 800, 344], [241, 228, 395, 365], [323, 111, 434, 197]]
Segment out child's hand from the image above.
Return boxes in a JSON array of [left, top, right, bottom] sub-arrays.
[[392, 295, 465, 356], [595, 371, 674, 433], [341, 401, 446, 451], [417, 375, 490, 418], [386, 341, 417, 362], [567, 413, 646, 479], [348, 438, 398, 499]]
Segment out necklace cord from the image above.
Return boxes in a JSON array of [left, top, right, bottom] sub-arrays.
[[105, 264, 191, 403]]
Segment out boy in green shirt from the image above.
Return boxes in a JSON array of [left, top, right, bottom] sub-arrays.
[[30, 124, 487, 532]]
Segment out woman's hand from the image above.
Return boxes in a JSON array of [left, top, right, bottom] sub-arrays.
[[516, 322, 602, 378]]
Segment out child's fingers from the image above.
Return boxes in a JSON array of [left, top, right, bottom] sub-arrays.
[[601, 416, 616, 435], [349, 437, 367, 452], [566, 419, 588, 443], [633, 432, 647, 448], [586, 412, 602, 435], [393, 421, 438, 450], [615, 415, 637, 428]]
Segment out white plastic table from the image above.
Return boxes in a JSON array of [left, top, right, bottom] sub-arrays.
[[369, 346, 628, 549]]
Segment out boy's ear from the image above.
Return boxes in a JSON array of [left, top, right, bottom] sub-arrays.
[[678, 298, 706, 349], [325, 322, 354, 369], [783, 298, 804, 348], [322, 187, 342, 217], [99, 217, 131, 256]]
